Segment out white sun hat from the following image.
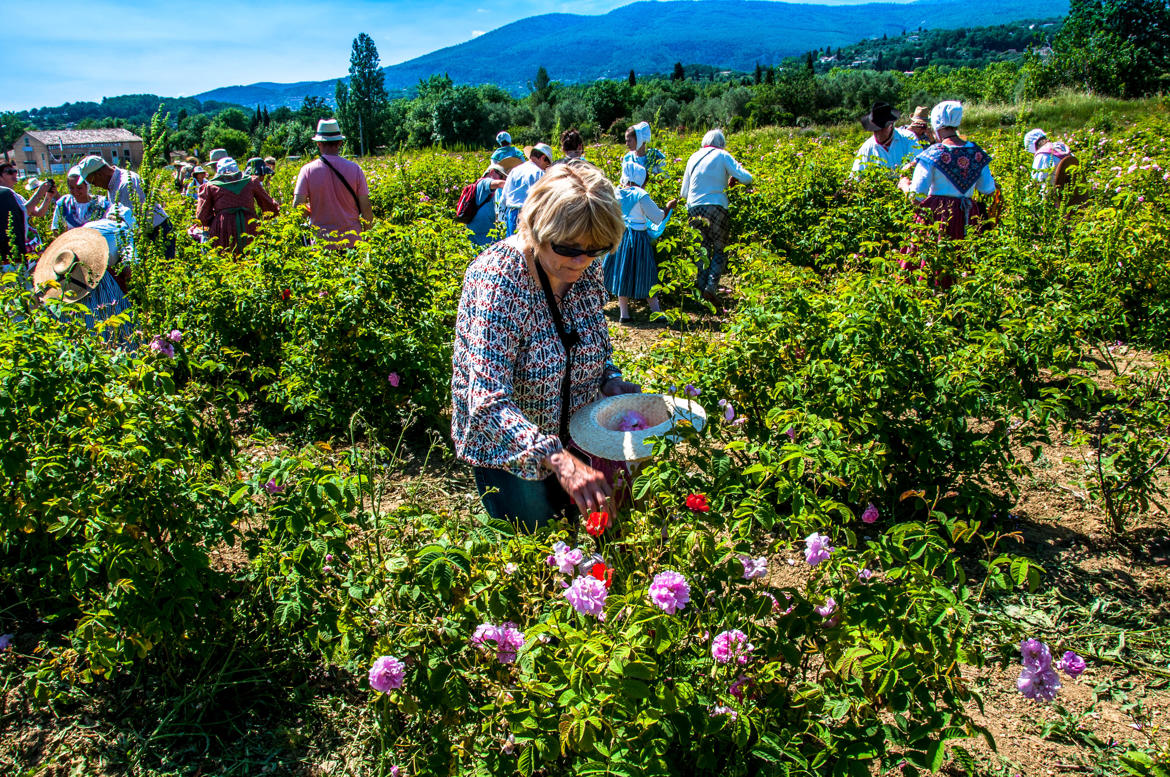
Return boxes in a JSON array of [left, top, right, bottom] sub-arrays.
[[569, 393, 707, 462]]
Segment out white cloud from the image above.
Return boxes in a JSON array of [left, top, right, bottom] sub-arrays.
[[471, 29, 486, 37]]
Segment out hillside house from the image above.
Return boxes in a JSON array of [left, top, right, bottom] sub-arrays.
[[11, 128, 144, 176]]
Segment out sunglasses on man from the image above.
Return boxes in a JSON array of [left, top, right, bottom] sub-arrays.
[[550, 243, 608, 258]]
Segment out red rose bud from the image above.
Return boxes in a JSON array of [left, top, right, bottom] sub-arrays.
[[586, 510, 610, 537], [686, 493, 710, 512]]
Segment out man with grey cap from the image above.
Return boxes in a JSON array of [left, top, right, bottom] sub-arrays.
[[499, 142, 554, 237], [77, 154, 174, 259], [292, 118, 372, 246]]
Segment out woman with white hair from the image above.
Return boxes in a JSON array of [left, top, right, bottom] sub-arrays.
[[906, 101, 997, 240], [679, 129, 753, 300], [452, 162, 641, 529], [623, 122, 665, 178], [602, 160, 677, 323], [1024, 128, 1073, 185], [51, 165, 110, 232]]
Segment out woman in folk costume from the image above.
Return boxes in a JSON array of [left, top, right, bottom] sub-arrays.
[[906, 101, 997, 240], [51, 165, 110, 232], [1024, 128, 1073, 185], [602, 161, 677, 323], [623, 122, 666, 178], [196, 157, 279, 255]]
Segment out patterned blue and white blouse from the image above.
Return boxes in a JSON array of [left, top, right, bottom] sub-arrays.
[[452, 239, 619, 480]]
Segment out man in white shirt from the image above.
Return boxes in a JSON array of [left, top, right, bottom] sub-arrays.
[[679, 129, 753, 300], [852, 102, 919, 177], [78, 155, 174, 258], [500, 143, 554, 237]]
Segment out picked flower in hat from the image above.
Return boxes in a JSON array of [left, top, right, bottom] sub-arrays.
[[569, 393, 706, 462]]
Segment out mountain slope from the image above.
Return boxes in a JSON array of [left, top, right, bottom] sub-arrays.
[[194, 0, 1068, 107]]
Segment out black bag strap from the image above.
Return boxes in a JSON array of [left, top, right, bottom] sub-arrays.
[[319, 156, 362, 213], [534, 255, 580, 442]]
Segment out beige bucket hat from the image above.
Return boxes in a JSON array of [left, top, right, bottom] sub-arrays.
[[569, 393, 707, 462], [33, 227, 111, 303]]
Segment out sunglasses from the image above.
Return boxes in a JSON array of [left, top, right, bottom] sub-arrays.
[[550, 243, 609, 258]]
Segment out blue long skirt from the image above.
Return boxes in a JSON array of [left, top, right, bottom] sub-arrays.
[[82, 272, 136, 346], [602, 228, 657, 299]]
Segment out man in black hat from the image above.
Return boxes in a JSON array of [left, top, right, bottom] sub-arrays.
[[851, 101, 919, 177]]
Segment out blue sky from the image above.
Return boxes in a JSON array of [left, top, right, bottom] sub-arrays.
[[1, 0, 910, 111]]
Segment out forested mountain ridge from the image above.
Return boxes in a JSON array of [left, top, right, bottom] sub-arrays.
[[192, 0, 1068, 108]]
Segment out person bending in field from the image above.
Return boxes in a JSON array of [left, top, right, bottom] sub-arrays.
[[491, 131, 526, 174], [78, 155, 174, 259], [603, 161, 676, 324], [500, 143, 554, 237], [623, 122, 665, 178], [679, 129, 752, 302], [852, 101, 919, 177], [292, 119, 373, 247], [1024, 128, 1074, 186]]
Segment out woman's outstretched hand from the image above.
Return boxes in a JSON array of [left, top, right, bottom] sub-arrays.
[[547, 450, 612, 518]]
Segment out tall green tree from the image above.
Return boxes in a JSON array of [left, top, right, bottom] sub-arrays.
[[531, 66, 552, 104], [1049, 0, 1170, 96], [672, 62, 686, 81], [336, 32, 389, 155]]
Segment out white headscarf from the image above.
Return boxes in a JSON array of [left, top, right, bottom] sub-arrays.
[[930, 101, 963, 132], [67, 165, 88, 194], [702, 129, 726, 148], [496, 131, 511, 145], [621, 160, 648, 187], [216, 157, 239, 175], [632, 121, 651, 149], [1024, 128, 1047, 154]]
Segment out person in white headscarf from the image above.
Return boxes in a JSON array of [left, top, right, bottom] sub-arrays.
[[1024, 128, 1074, 185], [679, 129, 753, 300], [623, 121, 666, 178], [52, 165, 109, 232], [602, 160, 677, 323], [905, 100, 997, 241]]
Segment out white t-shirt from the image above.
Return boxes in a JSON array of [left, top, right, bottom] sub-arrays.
[[852, 131, 920, 174]]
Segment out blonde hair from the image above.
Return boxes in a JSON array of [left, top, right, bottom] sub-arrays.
[[519, 162, 624, 253]]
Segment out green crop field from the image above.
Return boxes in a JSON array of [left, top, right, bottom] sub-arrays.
[[2, 95, 1169, 777]]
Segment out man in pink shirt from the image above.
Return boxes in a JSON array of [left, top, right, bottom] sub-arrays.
[[293, 119, 373, 246]]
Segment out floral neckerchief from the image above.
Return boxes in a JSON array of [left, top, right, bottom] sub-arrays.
[[917, 142, 992, 195]]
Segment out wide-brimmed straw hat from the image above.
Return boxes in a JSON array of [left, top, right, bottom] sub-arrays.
[[907, 106, 931, 128], [33, 227, 110, 304], [570, 393, 707, 462], [312, 118, 346, 142]]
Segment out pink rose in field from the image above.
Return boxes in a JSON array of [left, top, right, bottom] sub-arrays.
[[711, 629, 753, 665], [739, 555, 767, 580], [804, 532, 833, 566], [387, 372, 401, 387], [861, 502, 879, 524], [369, 655, 405, 692], [815, 597, 836, 618], [648, 571, 691, 615]]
